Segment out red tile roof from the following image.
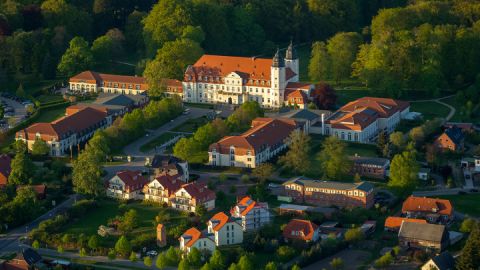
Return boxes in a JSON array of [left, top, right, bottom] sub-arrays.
[[18, 107, 107, 141], [184, 55, 296, 86], [340, 97, 410, 118], [209, 118, 299, 155], [286, 82, 312, 90], [209, 212, 230, 231], [402, 196, 453, 216], [181, 227, 202, 247], [384, 217, 427, 230], [180, 182, 216, 203], [283, 219, 318, 241], [148, 174, 182, 196], [114, 170, 148, 192], [285, 89, 309, 105], [162, 79, 183, 94], [70, 71, 147, 89]]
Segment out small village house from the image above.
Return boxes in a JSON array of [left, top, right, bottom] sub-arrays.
[[150, 155, 189, 182], [402, 196, 453, 223], [143, 174, 182, 204], [422, 252, 455, 270], [283, 219, 320, 243], [171, 182, 216, 212], [434, 126, 465, 152], [398, 222, 449, 252], [384, 216, 427, 232], [207, 212, 243, 246], [106, 170, 148, 200], [230, 196, 271, 231], [179, 227, 215, 254]]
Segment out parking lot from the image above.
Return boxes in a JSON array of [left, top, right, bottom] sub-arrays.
[[0, 93, 31, 131]]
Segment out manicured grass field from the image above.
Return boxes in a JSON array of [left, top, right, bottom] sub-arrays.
[[35, 106, 67, 122], [140, 132, 180, 153], [441, 96, 480, 122], [171, 117, 209, 133], [410, 101, 450, 120], [438, 194, 480, 217]]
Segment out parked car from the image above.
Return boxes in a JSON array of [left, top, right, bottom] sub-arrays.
[[146, 250, 158, 257]]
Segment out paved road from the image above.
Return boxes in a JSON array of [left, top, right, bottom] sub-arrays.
[[122, 106, 212, 157], [0, 194, 80, 254], [0, 97, 27, 129]]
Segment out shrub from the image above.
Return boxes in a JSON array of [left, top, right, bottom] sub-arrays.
[[276, 246, 296, 262]]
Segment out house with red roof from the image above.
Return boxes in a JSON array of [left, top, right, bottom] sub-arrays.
[[320, 97, 410, 143], [171, 182, 216, 212], [283, 219, 320, 243], [143, 174, 182, 204], [434, 126, 465, 152], [106, 170, 149, 200], [208, 117, 301, 168], [0, 154, 11, 187], [15, 107, 112, 157], [69, 71, 148, 95], [207, 212, 243, 246], [230, 196, 271, 231], [402, 196, 454, 223], [179, 227, 215, 254], [384, 216, 427, 232]]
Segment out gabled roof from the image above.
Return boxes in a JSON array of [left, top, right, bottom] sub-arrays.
[[208, 212, 238, 232], [179, 183, 215, 203], [70, 71, 147, 85], [149, 174, 182, 193], [402, 196, 453, 216], [289, 109, 320, 121], [283, 177, 374, 193], [113, 170, 148, 191], [283, 219, 318, 241], [398, 222, 447, 243], [209, 118, 299, 155], [151, 155, 184, 168], [94, 94, 136, 107], [428, 252, 455, 270], [443, 126, 464, 145], [286, 82, 312, 90], [284, 89, 308, 104], [384, 217, 427, 229], [180, 227, 213, 247], [231, 196, 268, 216], [0, 154, 11, 182]]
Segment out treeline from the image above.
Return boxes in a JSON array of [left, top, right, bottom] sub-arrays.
[[309, 0, 480, 98], [0, 0, 406, 93], [173, 101, 263, 163], [71, 96, 183, 197]]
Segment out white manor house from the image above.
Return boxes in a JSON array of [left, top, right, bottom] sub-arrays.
[[165, 42, 323, 109]]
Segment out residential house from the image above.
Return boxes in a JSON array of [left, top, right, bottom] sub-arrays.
[[69, 71, 148, 95], [0, 248, 43, 270], [283, 219, 320, 243], [179, 227, 215, 254], [16, 107, 112, 157], [207, 212, 243, 246], [283, 177, 375, 209], [143, 174, 182, 204], [461, 157, 480, 172], [434, 126, 465, 152], [384, 217, 427, 232], [319, 97, 410, 143], [422, 252, 455, 270], [150, 155, 189, 182], [0, 154, 11, 187], [230, 196, 271, 231], [162, 79, 184, 99], [106, 170, 149, 200], [350, 156, 390, 180], [443, 122, 474, 133], [402, 196, 454, 223], [398, 222, 449, 251], [171, 182, 216, 212], [208, 118, 301, 168]]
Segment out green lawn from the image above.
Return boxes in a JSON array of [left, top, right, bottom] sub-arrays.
[[410, 101, 450, 120], [437, 194, 480, 217], [172, 117, 209, 133], [441, 96, 480, 122], [35, 106, 67, 122], [140, 132, 180, 153]]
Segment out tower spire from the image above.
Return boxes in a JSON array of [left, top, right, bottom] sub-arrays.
[[286, 40, 297, 60], [272, 47, 284, 68]]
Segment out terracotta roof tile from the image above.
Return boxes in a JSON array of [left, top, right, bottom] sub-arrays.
[[113, 170, 149, 191], [384, 217, 427, 230], [402, 196, 453, 216], [70, 71, 148, 90], [181, 227, 202, 247], [283, 219, 318, 241], [180, 182, 216, 203], [147, 174, 182, 196], [209, 118, 299, 155], [208, 212, 230, 231]]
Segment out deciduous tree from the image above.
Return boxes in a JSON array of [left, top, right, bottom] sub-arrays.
[[279, 130, 311, 175], [308, 41, 331, 81], [318, 136, 351, 179], [57, 37, 93, 77], [31, 138, 50, 156], [114, 236, 132, 258], [252, 163, 274, 183], [72, 150, 103, 196], [388, 150, 419, 192]]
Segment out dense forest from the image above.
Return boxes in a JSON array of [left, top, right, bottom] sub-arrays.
[[1, 0, 480, 102], [0, 0, 404, 93]]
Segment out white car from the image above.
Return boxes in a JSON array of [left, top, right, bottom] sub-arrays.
[[146, 250, 158, 257]]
